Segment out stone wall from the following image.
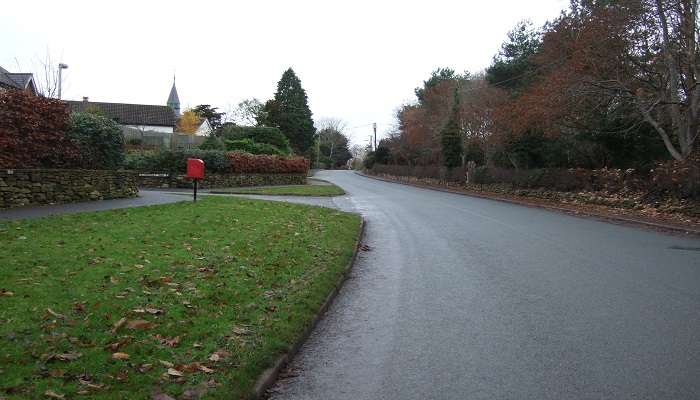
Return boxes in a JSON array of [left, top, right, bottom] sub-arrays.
[[137, 172, 307, 189], [0, 169, 138, 209]]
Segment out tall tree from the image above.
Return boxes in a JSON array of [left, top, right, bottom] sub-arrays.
[[317, 118, 352, 168], [486, 20, 542, 94], [192, 105, 224, 130], [264, 68, 316, 155], [440, 90, 464, 168]]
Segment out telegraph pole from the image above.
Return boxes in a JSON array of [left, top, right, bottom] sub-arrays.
[[373, 123, 377, 150]]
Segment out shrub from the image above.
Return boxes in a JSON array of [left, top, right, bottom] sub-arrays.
[[225, 138, 285, 155], [198, 134, 225, 150], [227, 152, 309, 174], [68, 112, 125, 169], [124, 150, 308, 174], [219, 125, 291, 154], [0, 90, 80, 168]]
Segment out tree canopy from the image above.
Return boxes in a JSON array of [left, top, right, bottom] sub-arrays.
[[263, 68, 316, 155]]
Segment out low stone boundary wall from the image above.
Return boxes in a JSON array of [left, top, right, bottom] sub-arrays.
[[0, 169, 138, 209], [136, 172, 307, 189]]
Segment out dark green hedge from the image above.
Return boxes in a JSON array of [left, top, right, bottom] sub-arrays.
[[218, 125, 291, 155], [124, 150, 231, 173]]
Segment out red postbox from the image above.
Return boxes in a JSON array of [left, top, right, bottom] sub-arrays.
[[186, 158, 204, 202], [186, 158, 204, 179]]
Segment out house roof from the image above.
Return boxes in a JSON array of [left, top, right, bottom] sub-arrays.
[[0, 66, 35, 92], [6, 73, 34, 89], [66, 100, 177, 127], [0, 66, 17, 88]]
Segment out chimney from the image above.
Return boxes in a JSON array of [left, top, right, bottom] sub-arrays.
[[82, 96, 89, 102]]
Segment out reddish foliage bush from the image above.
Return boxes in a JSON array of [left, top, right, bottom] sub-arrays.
[[0, 90, 80, 168], [649, 153, 700, 200], [226, 152, 309, 174]]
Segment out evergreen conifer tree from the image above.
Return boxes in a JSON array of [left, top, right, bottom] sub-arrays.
[[264, 68, 316, 155], [440, 90, 464, 169]]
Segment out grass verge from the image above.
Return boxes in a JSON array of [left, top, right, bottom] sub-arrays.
[[213, 183, 345, 197], [0, 196, 361, 399]]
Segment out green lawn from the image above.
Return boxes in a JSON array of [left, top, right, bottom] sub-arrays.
[[0, 197, 361, 399], [214, 183, 345, 197]]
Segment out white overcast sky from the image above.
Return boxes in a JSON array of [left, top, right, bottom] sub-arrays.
[[1, 0, 567, 145]]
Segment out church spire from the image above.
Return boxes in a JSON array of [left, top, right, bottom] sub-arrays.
[[167, 75, 180, 117]]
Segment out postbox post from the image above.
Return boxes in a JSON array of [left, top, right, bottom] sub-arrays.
[[186, 158, 205, 202]]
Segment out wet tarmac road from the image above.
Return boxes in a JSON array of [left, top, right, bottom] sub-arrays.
[[269, 170, 700, 400]]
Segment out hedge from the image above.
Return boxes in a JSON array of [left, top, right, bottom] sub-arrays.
[[218, 125, 291, 155], [227, 152, 309, 173], [0, 91, 127, 170], [0, 90, 79, 168], [225, 138, 285, 155], [125, 150, 309, 174]]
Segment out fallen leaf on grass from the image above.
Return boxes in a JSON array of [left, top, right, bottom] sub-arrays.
[[198, 365, 214, 374], [46, 308, 65, 319], [44, 390, 64, 399], [159, 360, 174, 368], [167, 368, 183, 377], [232, 326, 251, 336], [105, 337, 132, 351], [133, 307, 163, 315], [138, 363, 153, 372], [127, 319, 156, 330], [0, 289, 14, 297], [154, 335, 180, 347], [111, 317, 127, 333], [112, 352, 130, 360], [54, 352, 82, 361]]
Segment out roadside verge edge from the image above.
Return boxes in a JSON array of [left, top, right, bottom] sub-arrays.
[[252, 217, 367, 398]]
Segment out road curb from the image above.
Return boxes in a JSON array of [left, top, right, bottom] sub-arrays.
[[357, 172, 700, 237], [252, 217, 367, 399]]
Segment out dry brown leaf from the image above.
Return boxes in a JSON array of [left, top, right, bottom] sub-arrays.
[[232, 326, 250, 336], [167, 368, 183, 377], [127, 319, 155, 330], [145, 307, 163, 315], [112, 317, 127, 333], [55, 352, 82, 361], [112, 352, 130, 360], [110, 276, 119, 284], [199, 365, 214, 374], [44, 390, 64, 399], [46, 308, 65, 319], [208, 353, 220, 362], [0, 289, 14, 297], [139, 363, 153, 372], [48, 369, 65, 378], [159, 360, 174, 368]]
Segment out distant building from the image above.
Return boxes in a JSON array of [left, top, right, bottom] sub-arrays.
[[66, 97, 177, 133], [167, 76, 181, 117], [0, 65, 37, 95]]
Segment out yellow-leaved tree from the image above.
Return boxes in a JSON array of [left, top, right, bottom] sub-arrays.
[[177, 110, 200, 134]]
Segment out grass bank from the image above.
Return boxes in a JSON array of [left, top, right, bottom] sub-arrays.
[[213, 183, 345, 197], [0, 197, 361, 399]]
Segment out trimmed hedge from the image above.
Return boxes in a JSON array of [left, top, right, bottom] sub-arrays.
[[68, 112, 125, 169], [219, 125, 291, 155], [227, 152, 309, 173], [0, 90, 79, 168], [125, 150, 309, 174], [225, 138, 286, 155]]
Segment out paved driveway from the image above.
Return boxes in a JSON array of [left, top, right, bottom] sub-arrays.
[[0, 190, 185, 220], [270, 170, 700, 400]]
